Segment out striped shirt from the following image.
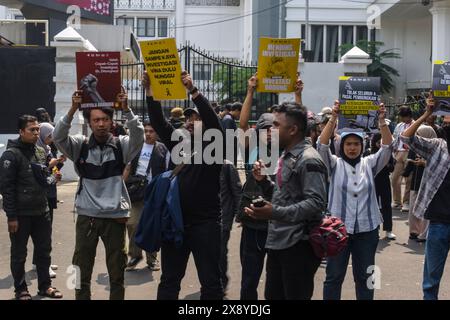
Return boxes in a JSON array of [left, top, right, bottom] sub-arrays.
[[317, 141, 393, 234], [400, 135, 450, 219], [393, 122, 414, 151]]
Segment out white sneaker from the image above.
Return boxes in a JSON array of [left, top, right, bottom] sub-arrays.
[[50, 264, 58, 271], [49, 267, 56, 278], [386, 231, 397, 240], [401, 204, 410, 212]]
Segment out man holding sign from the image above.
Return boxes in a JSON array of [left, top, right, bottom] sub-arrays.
[[53, 89, 144, 300]]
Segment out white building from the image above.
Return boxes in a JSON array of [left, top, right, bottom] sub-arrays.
[[285, 0, 450, 110], [0, 5, 22, 19], [114, 0, 253, 61]]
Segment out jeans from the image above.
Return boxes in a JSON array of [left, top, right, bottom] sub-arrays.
[[240, 225, 267, 300], [323, 228, 379, 300], [10, 213, 52, 293], [423, 222, 450, 300], [157, 220, 223, 300]]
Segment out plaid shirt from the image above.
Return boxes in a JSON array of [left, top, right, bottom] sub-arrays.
[[400, 135, 450, 219]]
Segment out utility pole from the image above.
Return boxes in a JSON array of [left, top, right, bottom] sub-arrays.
[[305, 0, 310, 50]]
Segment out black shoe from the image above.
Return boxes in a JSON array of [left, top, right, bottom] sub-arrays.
[[416, 238, 426, 243], [126, 257, 143, 271], [409, 233, 418, 240]]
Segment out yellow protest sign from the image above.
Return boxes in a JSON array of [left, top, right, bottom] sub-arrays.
[[140, 38, 187, 100], [257, 38, 301, 93]]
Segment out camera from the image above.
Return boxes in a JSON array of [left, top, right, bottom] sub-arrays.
[[252, 197, 267, 208]]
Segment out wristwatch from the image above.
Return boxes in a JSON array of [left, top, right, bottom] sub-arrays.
[[190, 87, 199, 95]]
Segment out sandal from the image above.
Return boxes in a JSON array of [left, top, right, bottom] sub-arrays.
[[38, 287, 63, 299], [15, 290, 32, 300]]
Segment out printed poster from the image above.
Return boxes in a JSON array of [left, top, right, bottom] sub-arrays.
[[432, 60, 450, 116], [338, 76, 381, 133], [76, 51, 121, 110], [257, 38, 301, 93], [140, 38, 187, 100]]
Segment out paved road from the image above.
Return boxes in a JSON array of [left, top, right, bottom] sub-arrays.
[[1, 182, 450, 300]]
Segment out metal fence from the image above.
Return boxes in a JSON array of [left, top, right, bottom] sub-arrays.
[[120, 43, 278, 120]]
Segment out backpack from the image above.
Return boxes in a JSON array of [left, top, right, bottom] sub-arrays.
[[309, 215, 348, 258]]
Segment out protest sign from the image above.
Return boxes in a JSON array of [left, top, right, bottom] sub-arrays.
[[140, 38, 187, 100], [76, 52, 121, 110], [338, 76, 381, 132], [432, 60, 450, 116], [257, 38, 301, 93]]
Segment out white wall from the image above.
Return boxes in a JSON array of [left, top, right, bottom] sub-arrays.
[[279, 62, 344, 113], [379, 15, 432, 98], [183, 5, 244, 59], [0, 5, 6, 19]]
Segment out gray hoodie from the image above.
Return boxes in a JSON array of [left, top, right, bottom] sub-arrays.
[[53, 111, 144, 219]]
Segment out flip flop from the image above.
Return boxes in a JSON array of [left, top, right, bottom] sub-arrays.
[[38, 287, 63, 299]]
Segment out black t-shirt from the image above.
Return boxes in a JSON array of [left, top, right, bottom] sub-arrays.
[[425, 168, 450, 224]]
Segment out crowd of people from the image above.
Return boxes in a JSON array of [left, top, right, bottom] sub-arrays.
[[1, 70, 450, 301]]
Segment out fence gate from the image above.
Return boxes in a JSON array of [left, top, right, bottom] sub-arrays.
[[121, 43, 278, 120]]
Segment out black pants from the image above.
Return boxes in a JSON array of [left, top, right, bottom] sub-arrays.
[[32, 207, 53, 266], [265, 240, 321, 300], [240, 225, 267, 300], [220, 229, 231, 290], [10, 213, 52, 293], [376, 181, 393, 231], [157, 220, 223, 300]]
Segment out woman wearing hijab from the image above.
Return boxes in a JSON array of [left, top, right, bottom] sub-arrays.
[[34, 123, 65, 278], [317, 101, 393, 300], [403, 125, 437, 242]]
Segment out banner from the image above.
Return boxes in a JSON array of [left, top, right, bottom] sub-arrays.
[[76, 52, 121, 110], [338, 76, 381, 132], [140, 38, 187, 100], [56, 0, 111, 16], [432, 60, 450, 116], [257, 38, 301, 93]]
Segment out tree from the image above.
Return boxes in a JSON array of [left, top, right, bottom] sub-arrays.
[[340, 40, 401, 94], [212, 65, 254, 104]]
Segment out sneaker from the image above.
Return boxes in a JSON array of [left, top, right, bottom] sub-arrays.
[[401, 204, 410, 212], [49, 267, 56, 279], [148, 259, 160, 272], [409, 233, 418, 240], [392, 203, 402, 209], [386, 231, 397, 240], [32, 264, 36, 271], [50, 264, 58, 271], [126, 257, 143, 271]]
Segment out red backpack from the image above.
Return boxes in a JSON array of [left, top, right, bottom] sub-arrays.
[[309, 215, 348, 259]]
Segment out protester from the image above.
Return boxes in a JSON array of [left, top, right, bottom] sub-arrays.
[[123, 121, 170, 271], [0, 115, 63, 300], [400, 94, 450, 300], [245, 102, 328, 300], [144, 71, 224, 300], [53, 89, 144, 300], [392, 106, 414, 212], [318, 101, 393, 300]]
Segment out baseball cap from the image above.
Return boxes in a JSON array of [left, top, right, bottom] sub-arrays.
[[183, 106, 200, 117]]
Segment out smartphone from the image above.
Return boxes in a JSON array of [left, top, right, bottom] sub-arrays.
[[252, 197, 266, 208]]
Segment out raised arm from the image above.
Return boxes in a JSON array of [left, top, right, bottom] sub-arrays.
[[294, 77, 304, 106], [319, 100, 339, 145], [240, 74, 257, 132], [402, 93, 435, 138], [143, 73, 176, 150], [181, 72, 222, 132], [378, 103, 393, 146]]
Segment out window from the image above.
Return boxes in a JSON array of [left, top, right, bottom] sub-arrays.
[[342, 26, 354, 46], [117, 17, 135, 29], [137, 18, 156, 37], [14, 15, 24, 20], [311, 25, 324, 62], [194, 64, 212, 81], [326, 25, 339, 62], [158, 18, 168, 38], [356, 26, 368, 42]]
